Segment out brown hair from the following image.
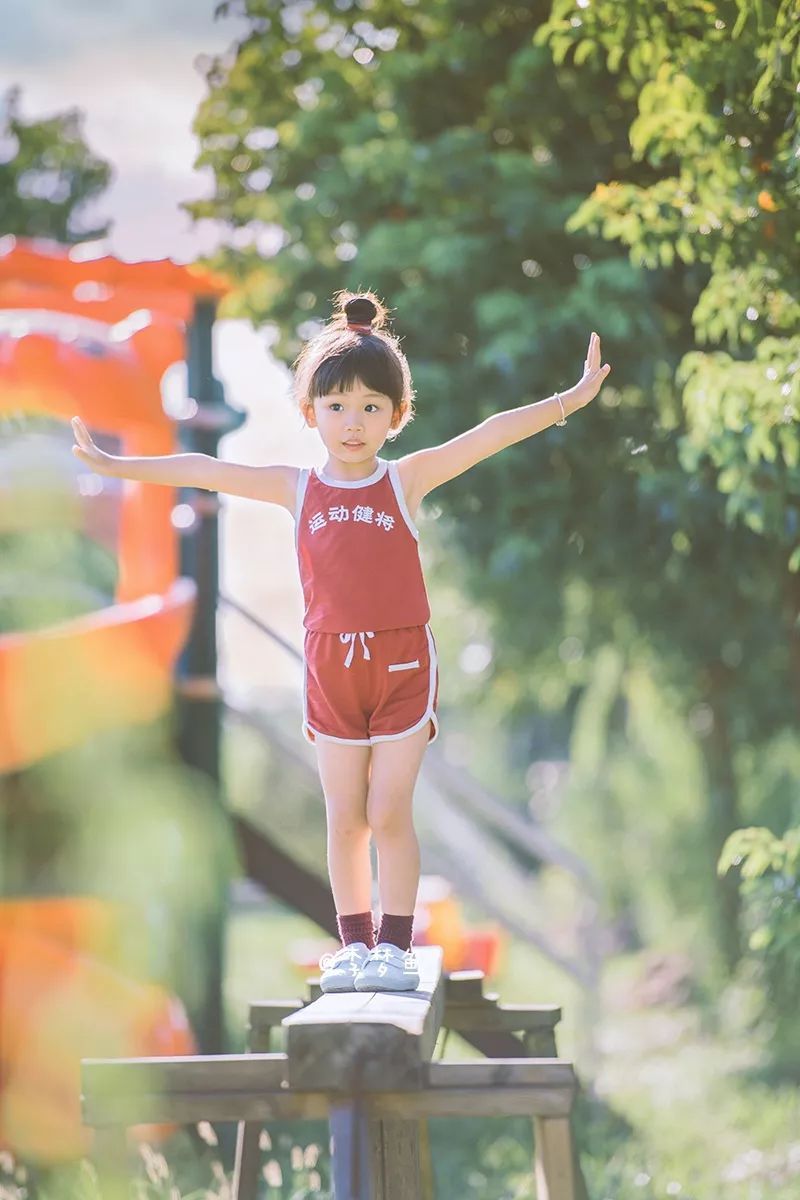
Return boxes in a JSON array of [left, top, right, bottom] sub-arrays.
[[292, 289, 415, 440]]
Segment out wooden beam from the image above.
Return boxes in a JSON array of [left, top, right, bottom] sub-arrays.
[[82, 1055, 575, 1126], [282, 946, 444, 1091]]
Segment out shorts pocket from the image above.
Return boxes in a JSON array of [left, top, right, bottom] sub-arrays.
[[388, 659, 420, 673]]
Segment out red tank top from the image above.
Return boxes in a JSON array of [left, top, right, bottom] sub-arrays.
[[295, 457, 431, 632]]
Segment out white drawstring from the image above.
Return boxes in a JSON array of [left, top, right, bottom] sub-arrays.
[[339, 631, 374, 668]]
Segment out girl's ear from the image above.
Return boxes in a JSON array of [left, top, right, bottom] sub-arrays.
[[390, 402, 406, 430], [303, 401, 317, 428]]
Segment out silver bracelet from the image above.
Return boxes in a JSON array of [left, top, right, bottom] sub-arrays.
[[554, 391, 567, 426]]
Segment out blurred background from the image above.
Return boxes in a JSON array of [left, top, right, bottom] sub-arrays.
[[1, 1, 799, 1197]]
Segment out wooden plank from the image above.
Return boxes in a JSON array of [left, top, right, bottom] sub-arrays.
[[443, 1003, 561, 1034], [429, 1060, 574, 1088], [533, 1116, 576, 1200], [81, 1059, 575, 1127], [82, 1053, 288, 1124], [80, 1081, 576, 1125], [83, 1054, 573, 1109], [85, 1089, 329, 1125], [247, 1000, 305, 1051], [378, 1086, 574, 1120], [283, 946, 444, 1091], [443, 970, 486, 1002], [83, 1083, 576, 1125]]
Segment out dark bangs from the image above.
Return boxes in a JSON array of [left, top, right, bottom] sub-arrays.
[[311, 339, 405, 401]]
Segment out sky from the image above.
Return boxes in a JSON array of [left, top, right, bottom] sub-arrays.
[[5, 0, 250, 260], [4, 0, 325, 692]]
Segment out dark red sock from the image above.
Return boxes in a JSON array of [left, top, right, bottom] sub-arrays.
[[336, 911, 375, 949], [377, 913, 414, 952]]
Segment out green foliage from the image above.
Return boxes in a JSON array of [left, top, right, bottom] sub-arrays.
[[538, 0, 800, 558], [0, 86, 112, 242], [718, 824, 800, 1070]]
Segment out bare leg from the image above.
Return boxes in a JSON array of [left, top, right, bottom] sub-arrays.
[[367, 725, 431, 915], [314, 739, 373, 914]]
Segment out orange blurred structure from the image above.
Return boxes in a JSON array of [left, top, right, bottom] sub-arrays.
[[0, 237, 229, 1161], [0, 237, 229, 769], [0, 900, 196, 1160]]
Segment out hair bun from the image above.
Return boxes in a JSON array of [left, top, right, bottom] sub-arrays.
[[343, 296, 378, 327]]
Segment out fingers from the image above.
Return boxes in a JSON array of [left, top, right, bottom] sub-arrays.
[[71, 416, 93, 450], [585, 332, 599, 371]]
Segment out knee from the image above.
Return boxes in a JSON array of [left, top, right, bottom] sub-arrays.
[[367, 791, 414, 839], [326, 808, 370, 840]]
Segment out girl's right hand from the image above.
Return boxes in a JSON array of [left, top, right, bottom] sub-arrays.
[[71, 416, 114, 473]]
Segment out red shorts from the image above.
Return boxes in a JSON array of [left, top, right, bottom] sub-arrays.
[[302, 624, 439, 746]]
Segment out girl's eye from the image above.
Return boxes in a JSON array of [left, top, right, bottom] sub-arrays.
[[329, 403, 380, 412]]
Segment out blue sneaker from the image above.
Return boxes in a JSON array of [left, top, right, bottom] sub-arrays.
[[353, 943, 420, 992], [319, 942, 371, 993]]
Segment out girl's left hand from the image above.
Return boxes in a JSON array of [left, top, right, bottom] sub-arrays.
[[571, 332, 611, 409]]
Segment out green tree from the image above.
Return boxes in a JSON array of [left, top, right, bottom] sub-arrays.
[[0, 85, 112, 242], [537, 0, 800, 972], [187, 0, 798, 973]]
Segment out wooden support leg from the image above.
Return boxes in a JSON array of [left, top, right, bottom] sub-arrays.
[[232, 1122, 262, 1200], [368, 1119, 423, 1200], [533, 1116, 576, 1200], [522, 1029, 558, 1058]]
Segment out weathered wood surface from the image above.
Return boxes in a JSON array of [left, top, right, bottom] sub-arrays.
[[369, 1117, 425, 1200], [534, 1115, 578, 1200], [82, 1054, 575, 1124], [282, 945, 444, 1091]]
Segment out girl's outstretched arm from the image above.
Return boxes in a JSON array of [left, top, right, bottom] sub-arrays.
[[70, 417, 297, 510], [400, 332, 610, 501]]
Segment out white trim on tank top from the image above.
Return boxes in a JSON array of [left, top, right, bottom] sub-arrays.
[[313, 458, 388, 488], [386, 460, 420, 541], [294, 467, 310, 549]]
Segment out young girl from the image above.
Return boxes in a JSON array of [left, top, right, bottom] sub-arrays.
[[71, 290, 610, 995]]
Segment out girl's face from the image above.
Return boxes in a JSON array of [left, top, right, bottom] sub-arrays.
[[306, 379, 400, 463]]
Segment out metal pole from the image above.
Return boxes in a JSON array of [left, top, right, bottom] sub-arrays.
[[175, 296, 244, 1052]]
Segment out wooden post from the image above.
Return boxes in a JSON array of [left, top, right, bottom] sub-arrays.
[[533, 1116, 577, 1200]]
